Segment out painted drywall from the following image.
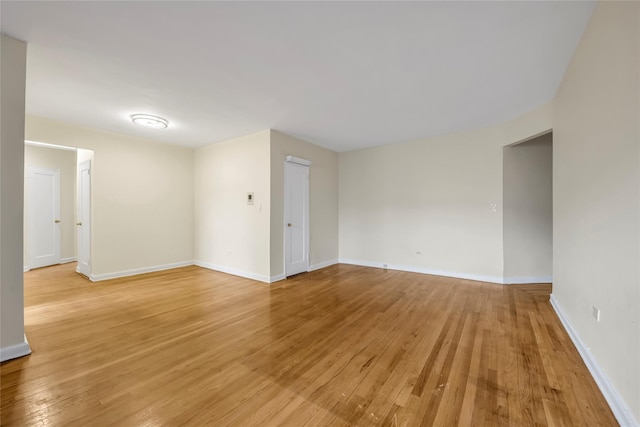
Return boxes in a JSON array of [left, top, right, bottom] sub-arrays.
[[25, 116, 194, 277], [338, 103, 553, 282], [552, 1, 639, 423], [194, 130, 272, 281], [77, 148, 93, 164], [75, 148, 94, 277], [24, 145, 77, 266], [0, 35, 31, 360], [503, 133, 553, 282], [194, 129, 337, 282], [270, 130, 339, 278]]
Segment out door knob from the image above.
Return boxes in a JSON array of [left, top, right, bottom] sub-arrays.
[[76, 222, 82, 226], [287, 223, 292, 227], [54, 219, 61, 223]]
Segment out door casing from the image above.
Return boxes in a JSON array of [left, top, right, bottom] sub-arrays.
[[284, 158, 310, 277], [76, 159, 91, 277], [27, 166, 61, 269]]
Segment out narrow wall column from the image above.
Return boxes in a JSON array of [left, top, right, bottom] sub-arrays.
[[1, 35, 31, 361]]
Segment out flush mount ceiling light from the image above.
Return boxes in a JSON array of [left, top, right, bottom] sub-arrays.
[[130, 114, 169, 129]]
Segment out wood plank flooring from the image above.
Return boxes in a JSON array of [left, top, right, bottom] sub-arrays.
[[1, 263, 616, 426]]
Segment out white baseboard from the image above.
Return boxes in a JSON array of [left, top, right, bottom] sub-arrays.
[[269, 260, 338, 283], [194, 260, 271, 284], [24, 258, 78, 272], [309, 259, 338, 272], [89, 261, 194, 282], [0, 334, 31, 362], [270, 273, 286, 283], [338, 259, 504, 284], [503, 276, 552, 284], [550, 294, 639, 427]]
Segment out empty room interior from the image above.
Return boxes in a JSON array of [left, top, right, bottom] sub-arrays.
[[1, 1, 638, 426]]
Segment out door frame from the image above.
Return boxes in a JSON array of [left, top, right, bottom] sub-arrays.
[[24, 141, 93, 279], [26, 166, 61, 269], [76, 159, 92, 277], [284, 156, 311, 277]]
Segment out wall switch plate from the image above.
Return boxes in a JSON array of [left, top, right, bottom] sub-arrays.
[[247, 192, 254, 205], [592, 306, 600, 322]]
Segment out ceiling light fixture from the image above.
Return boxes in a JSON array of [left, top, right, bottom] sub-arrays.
[[131, 114, 169, 129]]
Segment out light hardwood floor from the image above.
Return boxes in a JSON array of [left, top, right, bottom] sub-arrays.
[[1, 263, 616, 426]]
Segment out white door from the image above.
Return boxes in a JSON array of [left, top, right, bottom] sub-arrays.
[[284, 160, 310, 277], [77, 159, 91, 277], [27, 167, 61, 269]]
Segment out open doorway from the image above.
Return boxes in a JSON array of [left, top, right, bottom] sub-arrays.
[[503, 132, 553, 284], [24, 141, 93, 278]]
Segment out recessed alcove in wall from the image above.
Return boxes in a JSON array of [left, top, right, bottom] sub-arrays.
[[502, 132, 553, 284], [24, 141, 94, 278]]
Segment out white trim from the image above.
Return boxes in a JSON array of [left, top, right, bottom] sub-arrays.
[[89, 261, 193, 282], [309, 259, 338, 271], [285, 155, 312, 166], [271, 259, 339, 282], [503, 276, 552, 284], [76, 159, 92, 277], [504, 129, 552, 147], [284, 161, 310, 277], [270, 273, 286, 283], [0, 335, 31, 362], [24, 260, 77, 272], [25, 140, 77, 151], [550, 294, 639, 427], [27, 166, 62, 268], [338, 259, 504, 284], [194, 260, 271, 284]]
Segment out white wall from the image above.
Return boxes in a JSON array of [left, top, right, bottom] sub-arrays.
[[77, 148, 93, 164], [270, 130, 339, 278], [552, 1, 639, 423], [338, 104, 553, 283], [0, 35, 31, 361], [503, 133, 553, 282], [194, 130, 272, 281], [25, 116, 195, 278], [24, 144, 77, 265], [194, 129, 338, 282]]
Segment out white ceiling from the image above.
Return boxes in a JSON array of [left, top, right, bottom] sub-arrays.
[[2, 1, 595, 152]]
